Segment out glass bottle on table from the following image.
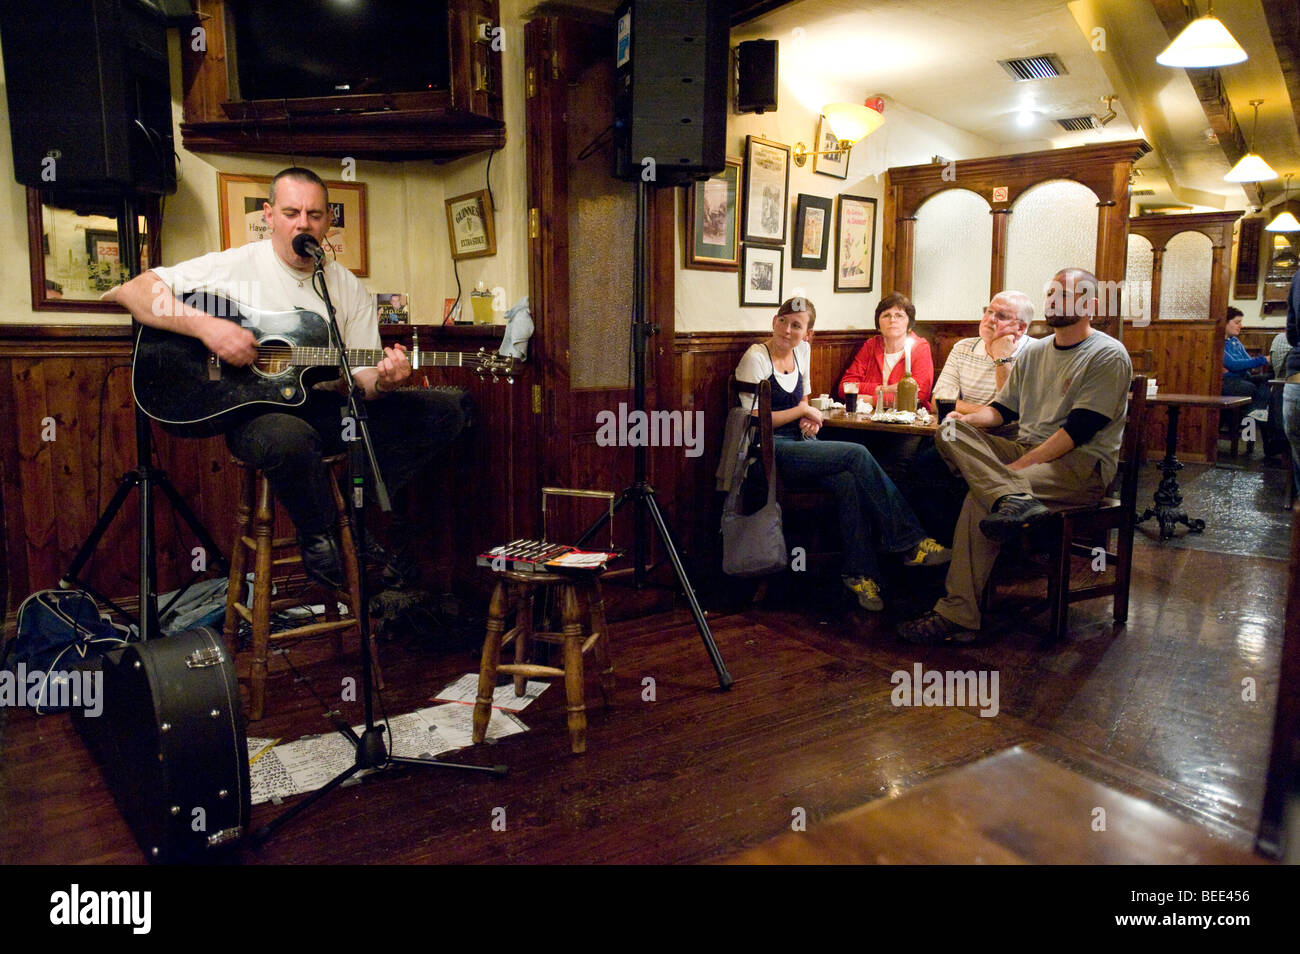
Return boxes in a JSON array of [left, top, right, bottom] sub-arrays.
[[897, 369, 918, 413]]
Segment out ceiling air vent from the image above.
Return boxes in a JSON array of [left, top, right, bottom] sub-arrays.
[[1056, 115, 1096, 132], [1132, 189, 1156, 196], [998, 54, 1067, 81]]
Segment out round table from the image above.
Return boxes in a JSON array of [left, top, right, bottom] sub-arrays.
[[1136, 392, 1250, 540]]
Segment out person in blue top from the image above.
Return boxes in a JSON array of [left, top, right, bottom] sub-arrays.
[[734, 297, 950, 612], [1284, 272, 1300, 490], [1221, 306, 1271, 412]]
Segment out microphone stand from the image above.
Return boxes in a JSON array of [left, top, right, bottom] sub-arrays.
[[254, 242, 505, 847]]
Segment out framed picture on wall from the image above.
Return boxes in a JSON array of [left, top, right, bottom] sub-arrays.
[[444, 189, 497, 260], [218, 172, 369, 276], [740, 244, 784, 307], [812, 115, 849, 179], [834, 194, 876, 292], [685, 157, 742, 270], [791, 194, 832, 270], [742, 135, 790, 245]]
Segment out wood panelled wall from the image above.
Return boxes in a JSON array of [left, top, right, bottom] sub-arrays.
[[1125, 320, 1223, 462], [0, 326, 537, 616]]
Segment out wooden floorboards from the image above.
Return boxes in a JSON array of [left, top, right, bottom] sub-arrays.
[[0, 513, 1285, 865]]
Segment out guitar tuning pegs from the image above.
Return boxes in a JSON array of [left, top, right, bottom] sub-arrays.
[[506, 376, 514, 384]]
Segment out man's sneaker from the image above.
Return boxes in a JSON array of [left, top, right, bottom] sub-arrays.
[[898, 610, 979, 645], [978, 493, 1049, 542], [843, 576, 884, 612], [902, 537, 951, 567]]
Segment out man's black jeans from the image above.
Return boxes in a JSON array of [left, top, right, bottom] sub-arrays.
[[224, 387, 470, 535]]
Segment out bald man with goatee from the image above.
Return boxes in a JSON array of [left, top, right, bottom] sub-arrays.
[[899, 268, 1133, 645]]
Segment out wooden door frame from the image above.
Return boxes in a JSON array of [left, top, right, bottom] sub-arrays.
[[524, 17, 678, 511]]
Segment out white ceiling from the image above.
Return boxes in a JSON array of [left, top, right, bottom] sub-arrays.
[[729, 0, 1299, 213]]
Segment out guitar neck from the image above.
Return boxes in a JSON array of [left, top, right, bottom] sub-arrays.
[[288, 347, 479, 369]]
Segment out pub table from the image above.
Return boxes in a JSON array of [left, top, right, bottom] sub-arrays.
[[819, 408, 937, 437], [1137, 392, 1250, 540]]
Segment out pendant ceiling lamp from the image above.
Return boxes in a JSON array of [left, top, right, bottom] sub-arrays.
[[1224, 100, 1277, 183]]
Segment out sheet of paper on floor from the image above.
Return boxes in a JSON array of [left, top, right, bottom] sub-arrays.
[[432, 672, 549, 711], [246, 706, 527, 805], [420, 702, 527, 748]]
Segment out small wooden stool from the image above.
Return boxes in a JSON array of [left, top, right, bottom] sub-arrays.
[[222, 454, 382, 721], [472, 570, 613, 753]]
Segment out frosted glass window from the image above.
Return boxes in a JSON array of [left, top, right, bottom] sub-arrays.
[[1126, 234, 1153, 321], [1005, 179, 1098, 312], [912, 189, 992, 321], [1157, 230, 1213, 320]]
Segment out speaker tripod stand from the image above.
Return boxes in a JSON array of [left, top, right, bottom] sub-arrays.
[[61, 197, 226, 639], [574, 180, 732, 690]]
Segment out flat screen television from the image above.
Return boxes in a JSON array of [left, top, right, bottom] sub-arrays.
[[228, 0, 450, 101]]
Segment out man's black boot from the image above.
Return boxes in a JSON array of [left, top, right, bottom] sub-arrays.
[[298, 532, 344, 589]]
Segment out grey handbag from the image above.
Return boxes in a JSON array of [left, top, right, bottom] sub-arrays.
[[720, 438, 788, 577]]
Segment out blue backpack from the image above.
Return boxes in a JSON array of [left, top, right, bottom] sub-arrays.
[[4, 590, 134, 714]]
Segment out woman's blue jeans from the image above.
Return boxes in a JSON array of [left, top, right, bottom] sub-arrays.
[[1284, 382, 1300, 492], [774, 434, 925, 578]]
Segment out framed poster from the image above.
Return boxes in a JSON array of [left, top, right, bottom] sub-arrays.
[[445, 189, 497, 260], [742, 135, 791, 245], [1234, 216, 1263, 299], [740, 244, 784, 307], [217, 172, 369, 276], [812, 115, 849, 179], [685, 157, 742, 270], [791, 194, 832, 270], [834, 194, 876, 292]]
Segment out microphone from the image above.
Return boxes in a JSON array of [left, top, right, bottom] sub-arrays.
[[291, 233, 325, 263]]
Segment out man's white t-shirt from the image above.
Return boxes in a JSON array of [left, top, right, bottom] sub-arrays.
[[150, 240, 381, 360]]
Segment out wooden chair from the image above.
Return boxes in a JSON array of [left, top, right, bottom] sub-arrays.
[[1127, 348, 1154, 374], [728, 377, 840, 568], [222, 454, 382, 721], [984, 376, 1148, 642]]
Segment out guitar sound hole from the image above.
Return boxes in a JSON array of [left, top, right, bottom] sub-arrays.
[[251, 337, 294, 378], [256, 358, 293, 375]]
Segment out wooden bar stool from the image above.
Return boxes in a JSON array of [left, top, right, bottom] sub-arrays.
[[222, 454, 382, 721], [472, 570, 613, 753]]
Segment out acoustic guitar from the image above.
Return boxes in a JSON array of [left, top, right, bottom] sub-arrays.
[[132, 294, 519, 436]]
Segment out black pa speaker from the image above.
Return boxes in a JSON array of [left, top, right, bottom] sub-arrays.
[[735, 39, 778, 114], [613, 0, 728, 184], [1, 0, 177, 195]]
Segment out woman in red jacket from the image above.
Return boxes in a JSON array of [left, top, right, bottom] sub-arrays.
[[837, 292, 934, 407]]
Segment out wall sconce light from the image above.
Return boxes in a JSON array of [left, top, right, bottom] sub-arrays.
[[793, 97, 885, 167], [1156, 2, 1247, 68], [1265, 174, 1300, 232], [1224, 100, 1278, 183]]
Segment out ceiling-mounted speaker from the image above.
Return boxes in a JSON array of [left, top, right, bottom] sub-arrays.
[[735, 40, 778, 114]]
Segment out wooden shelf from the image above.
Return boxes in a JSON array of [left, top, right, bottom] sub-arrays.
[[180, 0, 504, 164]]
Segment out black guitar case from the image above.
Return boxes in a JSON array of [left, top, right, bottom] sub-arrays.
[[74, 627, 251, 863]]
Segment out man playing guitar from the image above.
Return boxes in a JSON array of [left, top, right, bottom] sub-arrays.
[[106, 167, 467, 589]]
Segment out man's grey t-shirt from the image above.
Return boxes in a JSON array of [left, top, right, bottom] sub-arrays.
[[993, 331, 1133, 485]]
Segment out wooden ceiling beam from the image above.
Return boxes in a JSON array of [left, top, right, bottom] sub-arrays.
[[1149, 0, 1264, 205]]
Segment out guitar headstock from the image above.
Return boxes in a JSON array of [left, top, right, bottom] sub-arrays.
[[474, 348, 520, 383]]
